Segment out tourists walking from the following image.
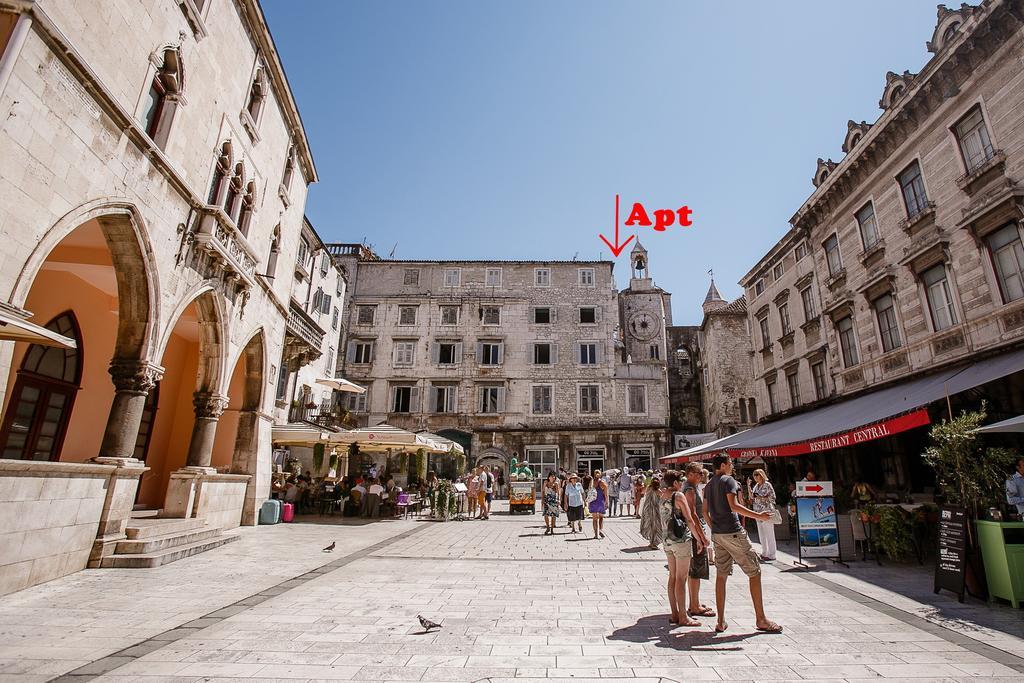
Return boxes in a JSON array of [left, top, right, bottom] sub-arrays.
[[564, 472, 585, 533], [617, 467, 634, 516], [582, 475, 594, 519], [633, 472, 645, 518], [659, 470, 707, 627], [704, 454, 782, 634], [749, 469, 778, 561], [683, 463, 714, 618], [589, 469, 608, 538], [639, 477, 663, 549], [542, 471, 561, 534]]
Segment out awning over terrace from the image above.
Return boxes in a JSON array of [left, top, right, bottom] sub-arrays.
[[663, 346, 1024, 463]]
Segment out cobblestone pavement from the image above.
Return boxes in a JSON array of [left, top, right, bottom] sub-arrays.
[[1, 504, 1022, 682]]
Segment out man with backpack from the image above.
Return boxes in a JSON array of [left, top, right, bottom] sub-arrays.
[[479, 466, 494, 519]]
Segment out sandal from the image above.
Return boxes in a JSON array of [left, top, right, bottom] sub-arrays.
[[714, 621, 728, 633], [755, 621, 783, 633], [687, 606, 716, 617]]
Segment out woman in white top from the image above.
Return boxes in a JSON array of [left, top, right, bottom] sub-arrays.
[[748, 469, 777, 561]]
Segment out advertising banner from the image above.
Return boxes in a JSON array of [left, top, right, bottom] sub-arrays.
[[796, 489, 840, 559], [509, 481, 536, 513], [934, 506, 966, 602]]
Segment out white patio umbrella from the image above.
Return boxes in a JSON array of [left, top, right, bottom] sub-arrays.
[[327, 424, 448, 453], [315, 377, 366, 394], [416, 431, 465, 455], [0, 309, 76, 348], [271, 423, 331, 446], [975, 414, 1024, 433]]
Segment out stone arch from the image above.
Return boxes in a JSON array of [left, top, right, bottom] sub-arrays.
[[157, 283, 228, 394], [230, 327, 267, 412], [842, 120, 872, 155], [926, 4, 976, 54], [812, 158, 837, 188], [475, 446, 510, 472], [9, 199, 159, 361]]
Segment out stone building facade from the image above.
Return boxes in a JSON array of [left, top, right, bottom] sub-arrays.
[[697, 282, 757, 438], [0, 0, 318, 593], [740, 1, 1024, 422], [332, 242, 673, 476]]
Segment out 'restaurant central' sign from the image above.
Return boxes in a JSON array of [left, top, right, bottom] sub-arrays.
[[728, 409, 931, 459]]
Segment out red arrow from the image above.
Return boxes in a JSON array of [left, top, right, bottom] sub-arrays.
[[805, 484, 823, 493], [599, 194, 635, 257]]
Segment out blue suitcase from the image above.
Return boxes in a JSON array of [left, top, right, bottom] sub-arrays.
[[260, 499, 282, 524]]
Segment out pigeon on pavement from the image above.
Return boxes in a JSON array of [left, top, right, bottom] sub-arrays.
[[418, 615, 441, 631], [322, 541, 336, 552]]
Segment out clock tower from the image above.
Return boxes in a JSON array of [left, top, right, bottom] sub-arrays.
[[619, 241, 671, 364]]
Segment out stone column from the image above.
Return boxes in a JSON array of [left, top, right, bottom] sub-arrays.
[[186, 391, 229, 468], [98, 360, 163, 460]]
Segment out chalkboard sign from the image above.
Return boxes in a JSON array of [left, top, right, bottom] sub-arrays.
[[934, 506, 966, 603]]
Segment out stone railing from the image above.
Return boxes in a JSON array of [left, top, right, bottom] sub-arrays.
[[193, 206, 259, 290], [286, 299, 325, 351]]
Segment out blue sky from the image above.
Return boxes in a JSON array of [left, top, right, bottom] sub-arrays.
[[263, 0, 949, 325]]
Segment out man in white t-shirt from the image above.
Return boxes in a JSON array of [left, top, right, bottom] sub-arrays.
[[480, 468, 494, 519], [366, 479, 384, 518]]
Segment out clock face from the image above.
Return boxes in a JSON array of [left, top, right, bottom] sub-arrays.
[[628, 311, 660, 341]]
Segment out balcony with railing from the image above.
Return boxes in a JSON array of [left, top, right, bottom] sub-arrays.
[[286, 298, 325, 351], [193, 206, 259, 290], [288, 400, 350, 431]]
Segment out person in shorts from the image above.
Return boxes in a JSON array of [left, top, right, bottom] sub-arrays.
[[682, 462, 714, 618], [704, 454, 782, 634], [658, 470, 708, 626], [479, 466, 494, 519]]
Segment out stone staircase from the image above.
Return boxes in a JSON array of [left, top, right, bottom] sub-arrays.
[[100, 517, 238, 568]]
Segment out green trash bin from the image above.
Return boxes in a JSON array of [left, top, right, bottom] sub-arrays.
[[976, 520, 1024, 608]]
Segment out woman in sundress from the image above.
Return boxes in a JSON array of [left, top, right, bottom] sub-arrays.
[[542, 471, 561, 535], [588, 469, 608, 538], [639, 476, 663, 549]]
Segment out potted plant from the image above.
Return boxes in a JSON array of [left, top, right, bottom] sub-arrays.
[[922, 407, 1018, 597]]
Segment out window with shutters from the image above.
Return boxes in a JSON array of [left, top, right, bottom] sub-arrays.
[[766, 379, 779, 414], [824, 234, 843, 276], [578, 268, 595, 287], [319, 253, 329, 276], [922, 264, 958, 331], [837, 316, 859, 367], [347, 387, 368, 413], [393, 341, 415, 367], [398, 305, 417, 326], [403, 268, 420, 286], [485, 268, 502, 287], [351, 341, 374, 365], [534, 268, 551, 287], [812, 361, 828, 400], [431, 384, 457, 413], [800, 286, 818, 321], [482, 306, 501, 326], [356, 305, 376, 326], [773, 262, 785, 280], [479, 385, 504, 414], [311, 289, 323, 313], [739, 398, 748, 423], [391, 385, 417, 413], [533, 343, 553, 365], [954, 106, 995, 174], [795, 242, 808, 261], [873, 293, 902, 352], [531, 385, 553, 414], [898, 161, 929, 218], [579, 385, 600, 414], [440, 305, 459, 326], [296, 238, 309, 267], [443, 268, 461, 287], [479, 340, 503, 366], [579, 307, 597, 324], [650, 343, 660, 360], [325, 347, 335, 375], [758, 314, 771, 349], [578, 342, 597, 365], [754, 279, 765, 296], [436, 341, 461, 365], [987, 223, 1024, 303], [244, 66, 266, 128], [856, 202, 880, 250], [532, 307, 551, 324], [626, 385, 647, 415], [332, 307, 339, 331], [748, 397, 758, 422], [779, 303, 792, 336], [275, 362, 288, 402], [786, 370, 800, 408], [318, 292, 332, 315]]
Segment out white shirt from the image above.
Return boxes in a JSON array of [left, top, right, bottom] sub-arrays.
[[369, 484, 384, 495]]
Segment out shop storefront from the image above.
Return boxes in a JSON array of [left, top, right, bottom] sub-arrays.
[[624, 445, 654, 471], [575, 446, 605, 476]]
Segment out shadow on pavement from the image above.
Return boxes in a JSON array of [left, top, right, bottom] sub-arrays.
[[608, 615, 762, 651]]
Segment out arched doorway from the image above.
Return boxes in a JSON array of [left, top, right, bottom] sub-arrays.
[[0, 312, 83, 460], [1, 210, 156, 465], [211, 330, 264, 473], [140, 290, 224, 508]]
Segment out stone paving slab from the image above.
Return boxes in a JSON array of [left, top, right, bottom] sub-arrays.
[[1, 502, 1023, 681]]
